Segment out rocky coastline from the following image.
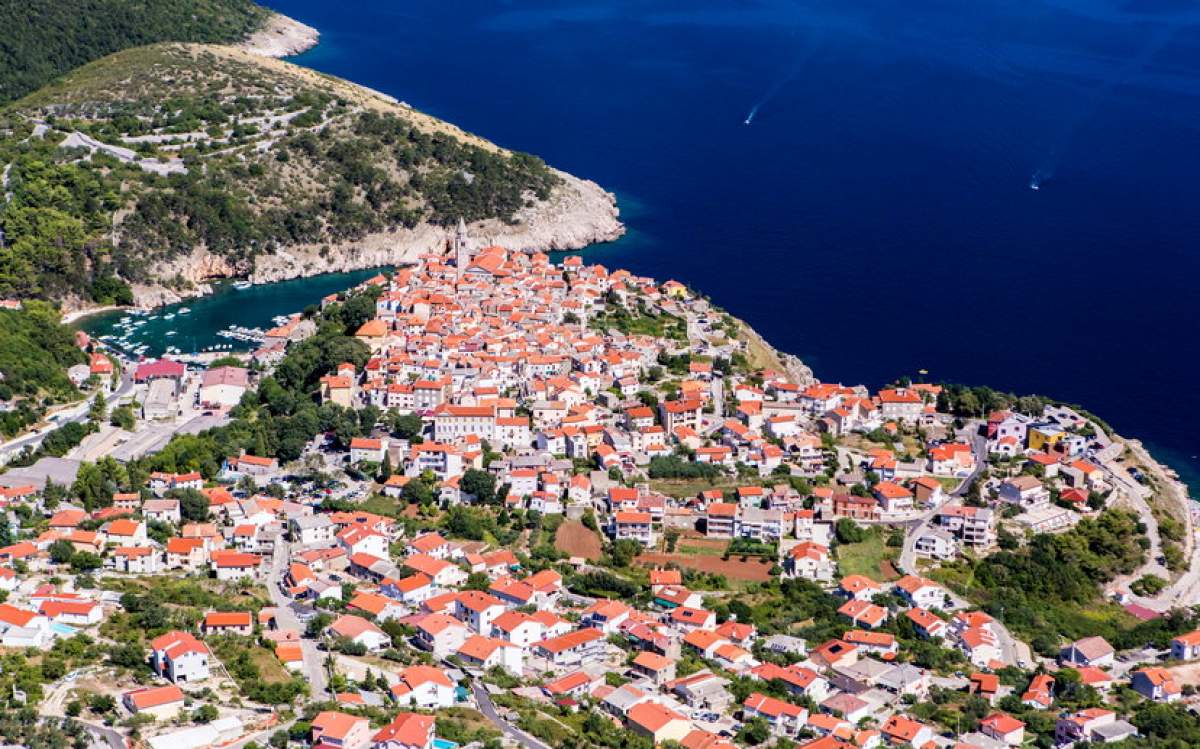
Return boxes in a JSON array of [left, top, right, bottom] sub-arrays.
[[105, 167, 623, 311], [237, 12, 320, 58]]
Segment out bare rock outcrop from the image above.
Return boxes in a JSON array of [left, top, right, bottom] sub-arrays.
[[238, 13, 320, 59]]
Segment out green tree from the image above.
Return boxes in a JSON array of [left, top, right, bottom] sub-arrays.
[[110, 405, 136, 430], [835, 518, 866, 544], [49, 539, 75, 565], [177, 488, 211, 522], [70, 552, 102, 572], [461, 468, 497, 505], [88, 394, 107, 423]]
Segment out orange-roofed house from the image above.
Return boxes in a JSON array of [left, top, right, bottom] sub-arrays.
[[102, 518, 147, 546], [111, 545, 160, 575], [165, 537, 207, 570], [880, 715, 934, 748], [349, 437, 387, 464], [1171, 629, 1200, 660], [659, 399, 703, 433], [968, 672, 1000, 704], [1021, 673, 1054, 709], [649, 568, 683, 590], [837, 599, 888, 629], [415, 613, 470, 657], [632, 651, 677, 685], [805, 713, 852, 740], [454, 590, 507, 633], [980, 713, 1026, 746], [150, 630, 210, 683], [627, 701, 691, 745], [837, 575, 882, 601], [706, 502, 738, 538], [742, 692, 808, 736], [382, 573, 435, 606], [842, 630, 898, 659], [276, 642, 304, 671], [543, 670, 597, 699], [373, 712, 435, 749], [122, 684, 185, 719], [613, 511, 654, 546], [312, 710, 373, 749], [355, 319, 391, 349], [36, 599, 99, 627], [223, 453, 279, 480], [327, 614, 391, 651], [407, 532, 451, 559], [49, 509, 87, 529], [456, 634, 523, 674], [581, 599, 632, 633], [321, 375, 354, 408], [809, 639, 858, 670], [202, 611, 253, 636], [1131, 667, 1181, 702], [876, 388, 923, 423], [348, 591, 407, 622], [905, 607, 948, 639], [873, 482, 914, 515], [211, 550, 264, 581], [894, 574, 947, 609], [390, 664, 456, 709], [534, 627, 605, 666]]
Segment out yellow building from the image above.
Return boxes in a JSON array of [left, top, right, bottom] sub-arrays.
[[1028, 425, 1066, 452]]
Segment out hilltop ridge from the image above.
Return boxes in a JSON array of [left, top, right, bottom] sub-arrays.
[[0, 44, 623, 310], [0, 0, 271, 103]]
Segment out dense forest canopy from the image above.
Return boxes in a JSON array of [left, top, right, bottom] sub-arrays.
[[0, 302, 86, 435], [0, 0, 269, 103]]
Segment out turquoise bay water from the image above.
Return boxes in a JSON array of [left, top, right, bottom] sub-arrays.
[[78, 269, 383, 355]]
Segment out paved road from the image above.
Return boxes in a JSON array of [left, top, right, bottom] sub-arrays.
[[0, 370, 135, 463], [1075, 407, 1200, 610], [267, 538, 329, 698], [897, 427, 987, 575], [471, 680, 551, 749]]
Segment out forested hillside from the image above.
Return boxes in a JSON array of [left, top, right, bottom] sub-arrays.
[[0, 44, 561, 305], [0, 302, 86, 436], [0, 0, 269, 103]]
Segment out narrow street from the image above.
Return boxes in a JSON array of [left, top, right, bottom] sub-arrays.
[[267, 538, 330, 699]]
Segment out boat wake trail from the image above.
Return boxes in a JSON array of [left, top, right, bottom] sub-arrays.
[[1030, 22, 1183, 190], [744, 36, 823, 125]]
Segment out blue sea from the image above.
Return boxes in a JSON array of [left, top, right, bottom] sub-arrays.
[[257, 0, 1200, 489]]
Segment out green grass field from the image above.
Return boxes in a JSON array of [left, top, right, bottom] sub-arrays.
[[836, 529, 900, 582]]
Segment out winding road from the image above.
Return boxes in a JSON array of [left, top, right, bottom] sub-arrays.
[[470, 680, 551, 749]]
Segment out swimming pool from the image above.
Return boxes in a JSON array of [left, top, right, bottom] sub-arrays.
[[432, 739, 458, 749], [51, 622, 78, 636]]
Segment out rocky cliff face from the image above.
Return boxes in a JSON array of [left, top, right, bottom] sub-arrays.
[[121, 168, 622, 307], [249, 168, 622, 286]]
